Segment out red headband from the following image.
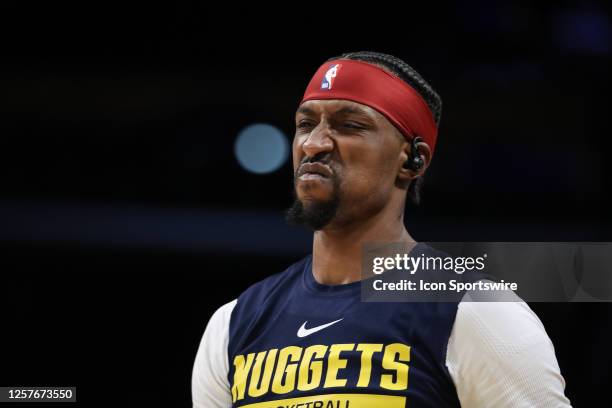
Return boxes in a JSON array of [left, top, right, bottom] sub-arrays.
[[300, 59, 438, 154]]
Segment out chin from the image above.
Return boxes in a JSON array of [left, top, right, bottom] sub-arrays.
[[297, 191, 335, 206], [297, 185, 334, 204]]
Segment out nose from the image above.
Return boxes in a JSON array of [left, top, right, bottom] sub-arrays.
[[301, 122, 334, 158]]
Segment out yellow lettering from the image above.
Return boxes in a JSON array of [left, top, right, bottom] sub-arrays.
[[356, 343, 383, 387], [323, 344, 355, 388], [297, 345, 328, 391], [380, 343, 410, 390], [248, 349, 278, 397], [271, 346, 303, 394], [232, 353, 255, 402], [233, 342, 412, 399]]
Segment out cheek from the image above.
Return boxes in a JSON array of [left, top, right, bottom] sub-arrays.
[[340, 150, 398, 197], [292, 136, 303, 173]]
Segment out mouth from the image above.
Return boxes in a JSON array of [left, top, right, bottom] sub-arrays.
[[298, 173, 328, 182], [297, 162, 333, 181]]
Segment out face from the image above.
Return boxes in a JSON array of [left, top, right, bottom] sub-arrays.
[[287, 99, 407, 230]]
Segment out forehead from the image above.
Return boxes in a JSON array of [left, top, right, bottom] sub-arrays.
[[296, 99, 384, 121]]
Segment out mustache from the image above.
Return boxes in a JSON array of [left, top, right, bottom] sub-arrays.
[[296, 152, 332, 173], [294, 153, 333, 183]]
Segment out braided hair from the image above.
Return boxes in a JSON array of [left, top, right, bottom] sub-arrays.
[[326, 51, 442, 205]]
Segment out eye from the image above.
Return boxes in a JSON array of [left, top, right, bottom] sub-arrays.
[[296, 121, 315, 130], [343, 122, 365, 130]]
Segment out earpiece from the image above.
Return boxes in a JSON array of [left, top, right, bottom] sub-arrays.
[[403, 136, 424, 171]]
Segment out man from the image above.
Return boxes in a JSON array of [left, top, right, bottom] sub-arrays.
[[192, 51, 571, 407]]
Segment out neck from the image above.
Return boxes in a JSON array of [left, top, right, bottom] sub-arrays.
[[311, 204, 416, 285]]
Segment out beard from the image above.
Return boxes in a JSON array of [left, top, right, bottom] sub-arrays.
[[285, 175, 341, 231]]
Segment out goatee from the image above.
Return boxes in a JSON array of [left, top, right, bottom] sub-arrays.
[[287, 152, 340, 230], [285, 192, 340, 231]]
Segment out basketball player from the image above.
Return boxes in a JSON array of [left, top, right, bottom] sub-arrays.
[[192, 51, 571, 407]]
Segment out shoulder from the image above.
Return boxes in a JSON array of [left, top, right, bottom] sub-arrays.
[[453, 289, 550, 350], [194, 299, 237, 361], [228, 256, 310, 347], [208, 299, 238, 331], [192, 299, 237, 408], [447, 286, 571, 407]]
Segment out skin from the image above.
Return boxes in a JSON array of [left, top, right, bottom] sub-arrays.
[[293, 98, 432, 285]]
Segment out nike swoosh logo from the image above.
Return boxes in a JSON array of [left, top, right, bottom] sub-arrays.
[[297, 318, 343, 338]]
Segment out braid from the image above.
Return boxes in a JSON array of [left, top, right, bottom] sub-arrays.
[[325, 51, 440, 205], [327, 51, 442, 125]]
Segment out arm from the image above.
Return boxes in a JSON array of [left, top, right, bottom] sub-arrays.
[[446, 289, 571, 407], [192, 299, 237, 408]]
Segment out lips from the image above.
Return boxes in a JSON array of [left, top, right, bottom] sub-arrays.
[[297, 162, 333, 178]]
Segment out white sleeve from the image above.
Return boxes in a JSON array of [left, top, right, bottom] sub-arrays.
[[446, 288, 572, 407], [192, 299, 237, 408]]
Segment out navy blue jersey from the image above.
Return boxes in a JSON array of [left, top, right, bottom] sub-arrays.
[[227, 243, 462, 407]]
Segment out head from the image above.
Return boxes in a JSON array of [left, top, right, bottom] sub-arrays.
[[286, 51, 442, 231]]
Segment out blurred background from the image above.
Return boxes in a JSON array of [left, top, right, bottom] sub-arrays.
[[0, 1, 610, 406]]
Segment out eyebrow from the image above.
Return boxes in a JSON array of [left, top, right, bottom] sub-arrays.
[[296, 106, 316, 116]]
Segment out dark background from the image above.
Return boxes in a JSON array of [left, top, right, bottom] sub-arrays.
[[1, 1, 610, 406]]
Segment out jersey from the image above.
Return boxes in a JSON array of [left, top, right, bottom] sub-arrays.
[[193, 243, 572, 407]]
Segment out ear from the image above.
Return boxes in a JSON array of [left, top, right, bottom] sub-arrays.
[[396, 140, 432, 188]]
